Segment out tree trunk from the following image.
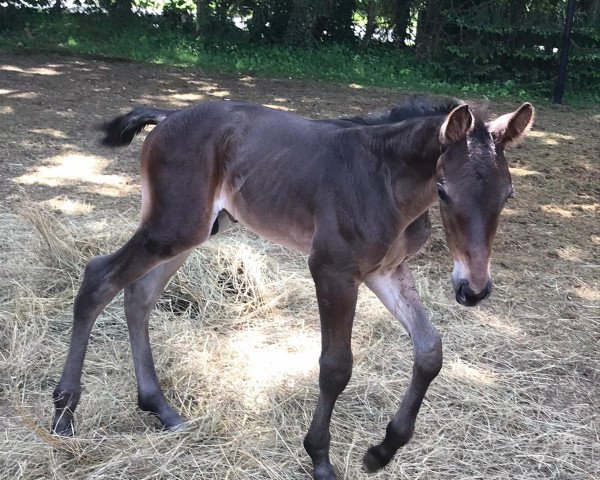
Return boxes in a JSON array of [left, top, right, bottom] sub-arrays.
[[393, 0, 411, 46], [287, 0, 315, 46], [364, 0, 376, 42], [415, 0, 444, 58], [327, 0, 357, 43], [52, 0, 62, 12], [196, 0, 209, 33]]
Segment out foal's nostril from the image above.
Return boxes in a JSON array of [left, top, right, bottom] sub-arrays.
[[481, 280, 493, 300], [455, 280, 492, 307], [455, 281, 470, 305]]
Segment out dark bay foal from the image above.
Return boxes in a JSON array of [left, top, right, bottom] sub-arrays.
[[51, 96, 534, 479]]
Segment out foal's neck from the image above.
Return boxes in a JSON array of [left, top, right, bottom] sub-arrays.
[[363, 117, 444, 224], [366, 116, 443, 178]]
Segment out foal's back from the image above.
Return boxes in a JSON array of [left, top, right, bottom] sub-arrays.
[[143, 100, 392, 255]]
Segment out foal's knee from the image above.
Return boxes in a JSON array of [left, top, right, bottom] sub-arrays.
[[414, 332, 442, 381], [76, 255, 112, 303], [140, 223, 204, 259], [82, 255, 110, 283], [319, 351, 353, 394]]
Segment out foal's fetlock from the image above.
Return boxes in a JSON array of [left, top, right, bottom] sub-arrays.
[[363, 421, 408, 473], [362, 444, 394, 474], [157, 407, 186, 431], [138, 394, 185, 430], [304, 436, 337, 480], [313, 462, 337, 480]]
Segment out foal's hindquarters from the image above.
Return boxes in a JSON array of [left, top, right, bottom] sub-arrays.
[[52, 120, 223, 435]]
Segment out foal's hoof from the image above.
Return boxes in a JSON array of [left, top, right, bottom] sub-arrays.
[[165, 418, 187, 433], [50, 418, 74, 437], [362, 445, 392, 474], [156, 408, 186, 432]]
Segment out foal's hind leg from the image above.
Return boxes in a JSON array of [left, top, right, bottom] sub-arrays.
[[51, 229, 200, 436], [124, 251, 190, 430], [363, 263, 442, 472]]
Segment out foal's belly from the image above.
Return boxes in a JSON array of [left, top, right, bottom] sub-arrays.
[[212, 187, 314, 254]]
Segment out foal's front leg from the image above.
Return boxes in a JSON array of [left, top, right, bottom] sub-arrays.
[[304, 255, 359, 480], [363, 263, 443, 472]]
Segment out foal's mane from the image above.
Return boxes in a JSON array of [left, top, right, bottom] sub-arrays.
[[331, 95, 490, 130]]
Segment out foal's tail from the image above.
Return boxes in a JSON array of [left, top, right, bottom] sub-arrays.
[[99, 107, 177, 147]]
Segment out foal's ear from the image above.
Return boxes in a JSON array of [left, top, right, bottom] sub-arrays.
[[439, 104, 474, 145], [488, 103, 535, 147]]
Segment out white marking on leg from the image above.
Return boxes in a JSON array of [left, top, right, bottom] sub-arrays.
[[365, 264, 426, 335]]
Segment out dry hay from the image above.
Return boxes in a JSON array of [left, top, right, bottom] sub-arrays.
[[0, 203, 597, 480]]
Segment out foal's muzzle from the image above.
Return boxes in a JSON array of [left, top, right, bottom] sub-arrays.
[[455, 280, 492, 307]]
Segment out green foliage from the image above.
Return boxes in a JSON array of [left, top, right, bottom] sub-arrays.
[[0, 1, 598, 103], [246, 0, 357, 45], [436, 1, 600, 92]]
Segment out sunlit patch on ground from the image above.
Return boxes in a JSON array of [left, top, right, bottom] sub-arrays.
[[207, 89, 230, 98], [262, 103, 294, 111], [45, 196, 94, 215], [30, 128, 68, 139], [509, 166, 542, 177], [570, 284, 600, 302], [0, 106, 13, 114], [448, 357, 498, 386], [0, 64, 62, 76], [135, 88, 229, 107], [501, 206, 525, 217], [527, 130, 575, 145], [555, 246, 587, 262], [14, 152, 136, 197], [228, 328, 319, 407], [9, 91, 39, 100], [540, 203, 599, 218], [170, 92, 205, 102]]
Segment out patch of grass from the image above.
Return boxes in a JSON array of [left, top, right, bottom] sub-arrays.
[[1, 11, 598, 106]]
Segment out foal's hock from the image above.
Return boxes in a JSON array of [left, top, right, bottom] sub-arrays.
[[51, 96, 534, 480]]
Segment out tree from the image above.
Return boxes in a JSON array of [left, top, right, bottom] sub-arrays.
[[287, 0, 317, 45], [415, 0, 447, 58], [364, 0, 376, 42], [583, 0, 600, 25], [196, 0, 207, 31], [392, 0, 412, 46]]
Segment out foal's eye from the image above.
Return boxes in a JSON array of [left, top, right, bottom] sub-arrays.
[[437, 183, 450, 203]]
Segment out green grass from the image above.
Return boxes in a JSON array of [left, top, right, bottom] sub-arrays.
[[1, 11, 598, 106]]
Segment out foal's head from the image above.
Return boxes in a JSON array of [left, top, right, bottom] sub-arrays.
[[436, 102, 534, 306]]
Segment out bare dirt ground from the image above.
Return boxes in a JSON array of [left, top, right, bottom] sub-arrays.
[[0, 51, 598, 479]]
